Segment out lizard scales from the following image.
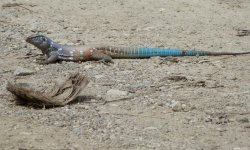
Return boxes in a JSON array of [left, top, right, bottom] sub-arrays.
[[26, 34, 250, 63]]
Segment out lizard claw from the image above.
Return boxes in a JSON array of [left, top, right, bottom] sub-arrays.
[[36, 58, 49, 65], [96, 59, 113, 65], [37, 61, 47, 65]]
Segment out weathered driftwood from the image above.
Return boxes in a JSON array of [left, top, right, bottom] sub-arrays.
[[7, 73, 89, 107]]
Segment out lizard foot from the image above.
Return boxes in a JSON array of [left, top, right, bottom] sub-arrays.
[[95, 59, 114, 66], [35, 58, 49, 65]]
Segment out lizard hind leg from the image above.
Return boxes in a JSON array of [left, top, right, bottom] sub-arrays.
[[91, 51, 113, 63]]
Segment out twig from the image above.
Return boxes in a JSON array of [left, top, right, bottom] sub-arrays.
[[206, 69, 220, 77], [206, 112, 250, 115], [2, 3, 35, 13], [0, 20, 10, 24], [236, 29, 250, 37], [82, 95, 137, 104], [99, 112, 171, 119], [2, 3, 23, 8], [18, 5, 35, 13], [102, 95, 136, 105], [17, 53, 43, 59]]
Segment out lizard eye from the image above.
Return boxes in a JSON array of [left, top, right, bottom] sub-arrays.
[[41, 37, 47, 41], [34, 36, 41, 41]]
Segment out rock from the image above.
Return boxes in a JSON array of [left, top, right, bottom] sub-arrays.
[[233, 147, 249, 150], [159, 8, 165, 12], [14, 67, 35, 76], [0, 103, 4, 108], [106, 89, 128, 97], [84, 65, 93, 69], [128, 83, 147, 89], [46, 30, 53, 34], [34, 67, 40, 71], [244, 124, 250, 129], [157, 102, 164, 107], [169, 100, 183, 111], [144, 126, 158, 131], [237, 117, 249, 123], [94, 75, 104, 79]]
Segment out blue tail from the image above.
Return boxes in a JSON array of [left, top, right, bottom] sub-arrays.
[[131, 48, 209, 57]]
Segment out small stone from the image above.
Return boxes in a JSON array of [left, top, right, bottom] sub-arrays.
[[130, 28, 136, 31], [143, 26, 155, 31], [151, 105, 157, 110], [106, 89, 128, 97], [34, 67, 40, 71], [233, 147, 249, 150], [181, 104, 187, 109], [244, 124, 250, 129], [157, 102, 164, 107], [205, 116, 212, 122], [216, 127, 227, 132], [237, 117, 249, 123], [14, 67, 35, 76], [94, 75, 104, 79], [67, 42, 75, 46], [162, 110, 167, 114], [170, 100, 183, 111], [73, 28, 80, 32], [0, 103, 4, 108], [84, 65, 93, 69], [128, 83, 147, 89], [19, 132, 31, 135], [103, 21, 110, 24], [46, 30, 53, 34], [76, 105, 90, 110], [144, 126, 158, 130], [159, 8, 165, 12]]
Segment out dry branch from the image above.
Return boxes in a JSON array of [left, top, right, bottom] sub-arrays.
[[6, 73, 89, 107]]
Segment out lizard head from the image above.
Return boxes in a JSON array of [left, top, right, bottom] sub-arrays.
[[26, 34, 52, 51]]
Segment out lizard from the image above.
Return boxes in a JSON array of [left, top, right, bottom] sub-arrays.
[[26, 34, 250, 64]]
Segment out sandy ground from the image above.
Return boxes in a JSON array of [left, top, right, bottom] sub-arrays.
[[0, 0, 250, 149]]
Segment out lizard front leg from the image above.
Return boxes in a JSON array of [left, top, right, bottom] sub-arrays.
[[37, 51, 59, 64]]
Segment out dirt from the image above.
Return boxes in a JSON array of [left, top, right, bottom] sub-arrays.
[[0, 0, 250, 149]]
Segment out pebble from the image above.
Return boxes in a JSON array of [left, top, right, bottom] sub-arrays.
[[106, 89, 128, 97], [128, 83, 147, 89], [34, 67, 40, 71], [0, 103, 4, 108], [46, 29, 53, 34], [233, 147, 249, 150], [14, 67, 35, 76], [237, 117, 249, 123], [216, 127, 227, 132], [244, 124, 250, 129], [94, 75, 104, 79], [169, 100, 183, 111], [144, 126, 158, 131], [84, 65, 93, 69], [159, 8, 165, 12]]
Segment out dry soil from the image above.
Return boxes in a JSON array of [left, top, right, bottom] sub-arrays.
[[0, 0, 250, 149]]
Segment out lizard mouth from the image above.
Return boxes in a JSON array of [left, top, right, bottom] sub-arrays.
[[25, 37, 31, 43], [25, 35, 33, 43], [25, 34, 39, 43]]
